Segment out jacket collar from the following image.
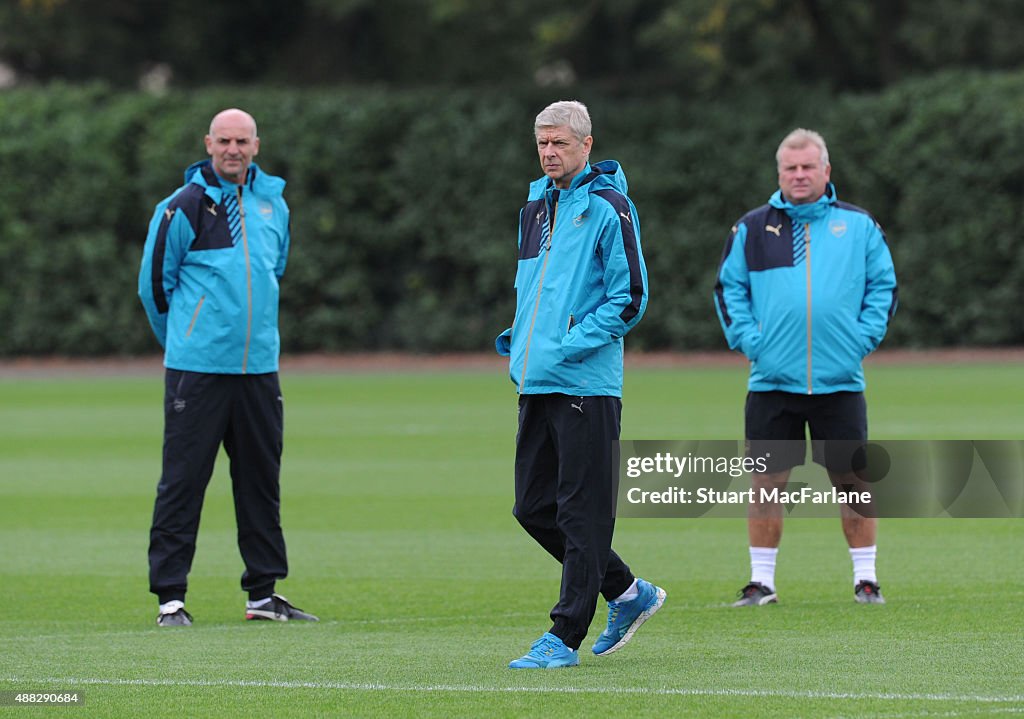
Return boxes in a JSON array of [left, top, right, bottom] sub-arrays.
[[770, 182, 837, 222], [528, 160, 628, 201], [183, 159, 285, 198]]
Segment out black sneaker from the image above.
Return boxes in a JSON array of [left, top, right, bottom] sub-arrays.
[[245, 594, 319, 622], [854, 580, 886, 604], [732, 581, 778, 607], [156, 608, 193, 627]]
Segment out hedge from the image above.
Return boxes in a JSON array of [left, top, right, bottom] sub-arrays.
[[1, 72, 1022, 356]]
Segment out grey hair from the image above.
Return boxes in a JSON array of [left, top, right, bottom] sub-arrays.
[[534, 100, 592, 141], [776, 128, 829, 167]]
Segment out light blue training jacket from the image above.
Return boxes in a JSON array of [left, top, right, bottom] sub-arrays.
[[714, 183, 897, 394], [496, 160, 648, 397], [138, 160, 290, 374]]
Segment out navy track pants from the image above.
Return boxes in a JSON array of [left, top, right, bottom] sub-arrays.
[[513, 393, 634, 650], [148, 370, 288, 603]]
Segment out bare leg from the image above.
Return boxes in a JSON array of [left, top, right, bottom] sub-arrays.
[[747, 470, 792, 547], [829, 470, 878, 548]]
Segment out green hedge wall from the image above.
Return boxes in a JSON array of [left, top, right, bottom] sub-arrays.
[[1, 72, 1022, 356]]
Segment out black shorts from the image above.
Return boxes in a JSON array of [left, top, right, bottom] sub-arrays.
[[745, 391, 867, 473]]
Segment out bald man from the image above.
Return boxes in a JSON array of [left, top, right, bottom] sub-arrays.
[[139, 109, 317, 626]]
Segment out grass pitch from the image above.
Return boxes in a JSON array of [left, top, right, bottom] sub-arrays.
[[1, 358, 1022, 718]]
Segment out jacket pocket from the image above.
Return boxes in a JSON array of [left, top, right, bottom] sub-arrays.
[[562, 312, 585, 363], [743, 321, 764, 361], [817, 316, 865, 385], [164, 369, 192, 418], [186, 295, 205, 338]]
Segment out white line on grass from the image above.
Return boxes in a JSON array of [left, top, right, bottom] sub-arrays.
[[830, 707, 1024, 719], [2, 677, 1023, 705]]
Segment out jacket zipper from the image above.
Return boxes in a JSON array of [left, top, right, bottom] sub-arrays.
[[186, 295, 205, 337], [805, 223, 813, 394], [238, 185, 253, 374], [519, 199, 559, 391]]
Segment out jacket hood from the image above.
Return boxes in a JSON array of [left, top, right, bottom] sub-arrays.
[[183, 159, 286, 198], [769, 182, 837, 223], [528, 160, 628, 200]]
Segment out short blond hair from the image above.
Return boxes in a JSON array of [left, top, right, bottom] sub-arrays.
[[776, 128, 829, 168]]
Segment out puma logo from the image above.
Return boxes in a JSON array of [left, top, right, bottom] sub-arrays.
[[766, 224, 782, 236], [571, 401, 584, 414], [619, 211, 632, 224]]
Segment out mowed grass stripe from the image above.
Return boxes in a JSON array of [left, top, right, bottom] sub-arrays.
[[1, 361, 1023, 718]]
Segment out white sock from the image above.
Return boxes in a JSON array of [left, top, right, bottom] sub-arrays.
[[850, 545, 878, 585], [612, 579, 639, 603], [247, 596, 273, 609], [750, 546, 778, 591], [159, 600, 185, 615]]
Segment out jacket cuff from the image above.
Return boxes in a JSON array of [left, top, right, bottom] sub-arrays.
[[859, 332, 877, 357], [495, 328, 512, 356], [741, 332, 762, 361]]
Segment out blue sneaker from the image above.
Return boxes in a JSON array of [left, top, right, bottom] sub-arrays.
[[592, 578, 666, 656], [508, 632, 580, 669]]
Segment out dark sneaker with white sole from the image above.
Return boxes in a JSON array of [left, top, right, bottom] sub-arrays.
[[245, 594, 319, 622], [156, 608, 193, 627], [732, 581, 778, 607], [854, 580, 886, 604]]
